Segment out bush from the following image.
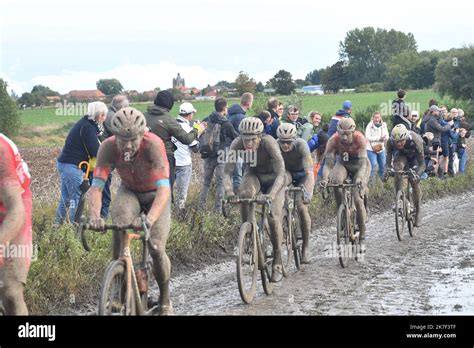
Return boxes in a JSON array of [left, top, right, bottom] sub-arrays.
[[355, 82, 384, 93], [0, 79, 21, 137]]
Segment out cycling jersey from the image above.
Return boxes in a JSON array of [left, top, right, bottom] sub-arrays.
[[280, 138, 313, 187], [93, 132, 169, 193], [326, 131, 367, 161]]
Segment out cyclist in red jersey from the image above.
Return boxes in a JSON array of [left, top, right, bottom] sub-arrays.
[[87, 107, 173, 315], [320, 118, 371, 245], [0, 133, 32, 315]]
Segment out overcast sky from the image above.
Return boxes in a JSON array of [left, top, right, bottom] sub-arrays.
[[0, 0, 473, 94]]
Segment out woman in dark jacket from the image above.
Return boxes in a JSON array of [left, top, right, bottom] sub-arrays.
[[54, 101, 108, 224]]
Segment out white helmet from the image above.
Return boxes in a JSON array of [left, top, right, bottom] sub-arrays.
[[239, 117, 264, 135], [110, 107, 147, 138], [277, 123, 297, 140], [391, 124, 409, 141]]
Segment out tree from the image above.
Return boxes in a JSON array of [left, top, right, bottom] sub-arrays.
[[305, 69, 324, 85], [340, 27, 418, 87], [256, 81, 265, 93], [234, 71, 257, 95], [31, 85, 60, 96], [294, 79, 308, 88], [0, 79, 21, 137], [435, 46, 474, 101], [168, 88, 184, 103], [321, 61, 347, 93], [201, 84, 212, 96], [216, 80, 234, 90], [17, 92, 35, 107], [96, 78, 124, 96], [269, 70, 295, 95]]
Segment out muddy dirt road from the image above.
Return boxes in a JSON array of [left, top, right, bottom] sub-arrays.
[[161, 191, 473, 315]]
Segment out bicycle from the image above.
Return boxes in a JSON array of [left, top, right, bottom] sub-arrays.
[[326, 179, 367, 268], [77, 214, 159, 316], [281, 186, 304, 275], [222, 196, 276, 304], [387, 169, 417, 241]]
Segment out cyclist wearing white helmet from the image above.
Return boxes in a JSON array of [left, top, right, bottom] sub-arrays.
[[384, 124, 425, 227], [224, 117, 291, 282], [277, 123, 314, 263], [88, 107, 174, 315], [320, 117, 371, 246]]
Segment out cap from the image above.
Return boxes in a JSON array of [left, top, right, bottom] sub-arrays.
[[179, 102, 197, 115], [430, 105, 440, 112], [343, 100, 352, 110]]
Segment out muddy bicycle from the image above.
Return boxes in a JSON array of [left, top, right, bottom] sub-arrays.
[[326, 179, 368, 268], [281, 186, 304, 274], [387, 169, 417, 241], [223, 196, 276, 304], [78, 214, 158, 315]]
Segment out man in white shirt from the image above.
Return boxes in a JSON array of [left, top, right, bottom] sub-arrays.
[[173, 103, 199, 215]]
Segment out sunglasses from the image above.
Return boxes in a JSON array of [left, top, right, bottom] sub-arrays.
[[278, 139, 294, 144]]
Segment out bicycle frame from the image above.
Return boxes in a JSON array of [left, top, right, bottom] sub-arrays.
[[327, 182, 359, 242]]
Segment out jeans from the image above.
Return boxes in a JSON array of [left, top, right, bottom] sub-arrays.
[[174, 165, 192, 210], [367, 150, 386, 178], [199, 156, 225, 211], [55, 161, 84, 224], [458, 148, 467, 174]]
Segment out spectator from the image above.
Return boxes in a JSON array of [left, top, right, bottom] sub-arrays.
[[457, 128, 468, 174], [420, 99, 438, 133], [146, 90, 201, 192], [365, 111, 389, 178], [227, 93, 253, 193], [392, 89, 411, 130], [282, 105, 307, 132], [173, 102, 200, 216], [256, 110, 273, 127], [328, 100, 352, 137], [265, 97, 281, 139], [409, 110, 422, 135], [420, 132, 437, 179], [104, 95, 129, 138], [300, 111, 322, 141], [55, 102, 108, 224], [199, 98, 238, 212], [425, 105, 453, 178]]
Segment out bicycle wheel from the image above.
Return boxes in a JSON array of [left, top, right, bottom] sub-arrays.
[[406, 184, 415, 237], [322, 186, 330, 200], [260, 219, 274, 295], [395, 190, 406, 241], [292, 212, 303, 270], [336, 204, 350, 268], [99, 260, 136, 315], [281, 213, 292, 277], [236, 222, 258, 304]]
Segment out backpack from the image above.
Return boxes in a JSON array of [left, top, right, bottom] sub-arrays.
[[199, 121, 221, 158]]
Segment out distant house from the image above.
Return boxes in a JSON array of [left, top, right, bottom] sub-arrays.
[[46, 96, 61, 103], [66, 89, 106, 101], [302, 85, 324, 95]]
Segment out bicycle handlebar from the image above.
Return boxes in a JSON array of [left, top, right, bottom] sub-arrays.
[[78, 215, 150, 252]]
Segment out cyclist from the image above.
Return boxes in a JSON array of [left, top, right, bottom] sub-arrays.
[[87, 107, 173, 315], [276, 123, 314, 263], [383, 124, 425, 227], [223, 117, 291, 282], [320, 117, 370, 246], [0, 133, 32, 315]]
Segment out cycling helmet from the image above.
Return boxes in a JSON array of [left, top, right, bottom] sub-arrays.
[[391, 124, 409, 141], [239, 117, 264, 135], [110, 107, 147, 138], [277, 123, 297, 140], [337, 117, 356, 132]]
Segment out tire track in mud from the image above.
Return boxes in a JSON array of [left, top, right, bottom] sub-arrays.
[[161, 191, 474, 315]]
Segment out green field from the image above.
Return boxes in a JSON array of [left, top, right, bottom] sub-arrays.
[[17, 89, 456, 147]]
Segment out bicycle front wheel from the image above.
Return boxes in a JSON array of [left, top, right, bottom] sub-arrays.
[[406, 184, 415, 237], [395, 190, 406, 241], [292, 212, 303, 270], [99, 260, 136, 316], [236, 222, 258, 304], [336, 204, 350, 268], [260, 219, 274, 296]]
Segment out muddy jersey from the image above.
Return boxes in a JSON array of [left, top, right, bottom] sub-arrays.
[[93, 132, 169, 193], [0, 133, 32, 268], [326, 131, 367, 161], [386, 131, 425, 175], [281, 138, 313, 183]]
